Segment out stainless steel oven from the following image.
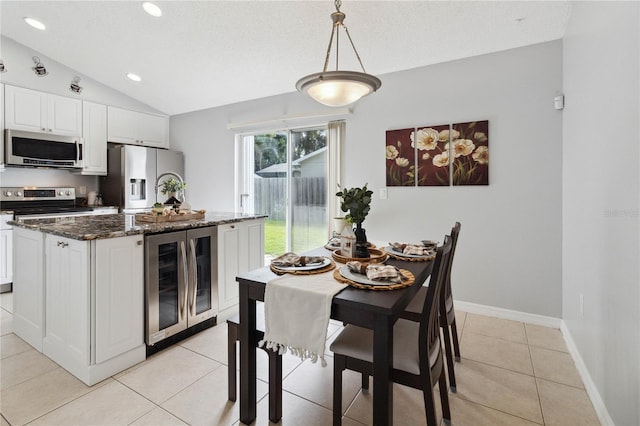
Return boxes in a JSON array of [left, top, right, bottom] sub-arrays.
[[145, 227, 218, 347], [5, 129, 84, 169]]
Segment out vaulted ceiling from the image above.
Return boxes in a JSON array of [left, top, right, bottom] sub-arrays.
[[0, 1, 572, 116]]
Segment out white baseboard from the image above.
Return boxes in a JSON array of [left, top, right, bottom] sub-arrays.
[[560, 321, 615, 426], [454, 299, 613, 426], [455, 300, 562, 328]]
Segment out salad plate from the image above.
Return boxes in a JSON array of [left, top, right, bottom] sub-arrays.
[[338, 266, 394, 286], [273, 257, 331, 271], [384, 246, 435, 259]]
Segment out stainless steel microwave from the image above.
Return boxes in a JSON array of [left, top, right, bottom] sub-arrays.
[[5, 129, 84, 169]]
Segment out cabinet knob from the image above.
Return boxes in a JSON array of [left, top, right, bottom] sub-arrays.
[[57, 241, 68, 248], [137, 240, 143, 246], [48, 129, 52, 132], [230, 225, 235, 229], [41, 127, 46, 131]]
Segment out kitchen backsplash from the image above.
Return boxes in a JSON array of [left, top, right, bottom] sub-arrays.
[[0, 168, 99, 195]]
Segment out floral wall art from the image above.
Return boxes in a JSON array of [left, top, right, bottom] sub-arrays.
[[415, 125, 450, 186], [451, 120, 489, 186], [385, 120, 489, 187], [385, 127, 415, 186]]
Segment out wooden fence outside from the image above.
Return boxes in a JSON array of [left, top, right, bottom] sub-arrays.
[[254, 177, 327, 224]]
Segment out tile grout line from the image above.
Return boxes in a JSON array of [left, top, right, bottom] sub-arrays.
[[525, 322, 548, 426]]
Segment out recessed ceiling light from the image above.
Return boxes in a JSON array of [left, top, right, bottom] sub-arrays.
[[127, 73, 142, 82], [24, 17, 46, 30], [142, 2, 162, 17]]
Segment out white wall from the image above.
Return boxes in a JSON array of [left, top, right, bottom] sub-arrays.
[[562, 3, 640, 425], [0, 36, 161, 190], [172, 41, 564, 318]]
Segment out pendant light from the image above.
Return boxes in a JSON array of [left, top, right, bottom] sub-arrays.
[[296, 0, 381, 107]]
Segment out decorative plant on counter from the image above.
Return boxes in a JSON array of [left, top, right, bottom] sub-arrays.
[[160, 177, 187, 206], [336, 183, 373, 258], [160, 177, 187, 196]]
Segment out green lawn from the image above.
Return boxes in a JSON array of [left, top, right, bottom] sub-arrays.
[[264, 220, 327, 256]]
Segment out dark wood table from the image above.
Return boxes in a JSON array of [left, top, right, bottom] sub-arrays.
[[237, 248, 434, 426]]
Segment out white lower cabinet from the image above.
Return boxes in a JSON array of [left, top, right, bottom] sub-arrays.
[[217, 219, 264, 316], [13, 228, 45, 351], [0, 214, 13, 286], [38, 234, 145, 385]]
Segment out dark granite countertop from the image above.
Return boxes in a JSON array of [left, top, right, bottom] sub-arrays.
[[9, 212, 267, 241]]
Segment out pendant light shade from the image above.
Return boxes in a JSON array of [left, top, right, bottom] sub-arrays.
[[296, 0, 381, 107]]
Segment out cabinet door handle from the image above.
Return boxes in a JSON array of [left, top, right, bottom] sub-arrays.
[[179, 241, 188, 322], [189, 239, 197, 315]]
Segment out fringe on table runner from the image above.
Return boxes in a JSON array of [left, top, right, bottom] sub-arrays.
[[258, 339, 328, 367]]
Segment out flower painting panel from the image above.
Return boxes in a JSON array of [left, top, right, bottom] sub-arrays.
[[451, 120, 489, 186], [386, 128, 415, 186], [415, 124, 450, 186]]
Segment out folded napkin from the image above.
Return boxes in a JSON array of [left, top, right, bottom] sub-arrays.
[[347, 261, 408, 283], [259, 271, 347, 366], [389, 242, 434, 256], [271, 252, 326, 267]]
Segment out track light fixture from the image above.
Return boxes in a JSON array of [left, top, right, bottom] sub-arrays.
[[32, 56, 48, 77], [70, 76, 83, 93]]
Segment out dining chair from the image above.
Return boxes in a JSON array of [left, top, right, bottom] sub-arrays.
[[227, 304, 283, 422], [403, 221, 462, 392], [330, 236, 453, 426]]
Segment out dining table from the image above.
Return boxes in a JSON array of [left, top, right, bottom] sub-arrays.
[[236, 246, 434, 426]]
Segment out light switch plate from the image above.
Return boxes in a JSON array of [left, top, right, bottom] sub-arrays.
[[379, 188, 388, 200]]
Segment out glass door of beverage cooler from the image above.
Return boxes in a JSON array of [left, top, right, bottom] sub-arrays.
[[145, 230, 188, 345], [186, 227, 218, 326]]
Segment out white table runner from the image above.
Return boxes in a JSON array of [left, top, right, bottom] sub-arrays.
[[259, 269, 347, 366]]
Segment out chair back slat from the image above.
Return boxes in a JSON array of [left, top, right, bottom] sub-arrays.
[[440, 222, 461, 312], [418, 235, 452, 369]]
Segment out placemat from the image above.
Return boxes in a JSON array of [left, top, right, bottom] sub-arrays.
[[270, 257, 336, 275], [332, 268, 415, 290]]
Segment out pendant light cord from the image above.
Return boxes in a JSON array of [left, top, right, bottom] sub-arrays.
[[321, 0, 368, 74]]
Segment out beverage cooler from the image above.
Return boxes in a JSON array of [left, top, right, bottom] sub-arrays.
[[145, 227, 218, 348]]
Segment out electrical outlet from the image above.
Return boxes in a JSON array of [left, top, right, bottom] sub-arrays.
[[579, 293, 584, 316], [79, 186, 87, 195]]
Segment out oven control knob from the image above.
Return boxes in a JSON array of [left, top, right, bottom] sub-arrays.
[[15, 191, 22, 197], [65, 190, 71, 196], [58, 191, 64, 196], [4, 191, 12, 197]]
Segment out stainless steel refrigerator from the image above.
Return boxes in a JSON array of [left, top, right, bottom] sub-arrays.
[[100, 144, 185, 213]]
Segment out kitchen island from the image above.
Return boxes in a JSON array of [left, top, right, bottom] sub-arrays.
[[11, 212, 266, 385]]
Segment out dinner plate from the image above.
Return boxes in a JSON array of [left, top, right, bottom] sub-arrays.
[[339, 266, 394, 286], [384, 246, 435, 259], [273, 257, 331, 271]]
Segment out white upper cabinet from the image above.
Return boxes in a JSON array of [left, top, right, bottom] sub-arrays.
[[140, 112, 168, 147], [77, 101, 108, 175], [107, 106, 169, 148], [1, 84, 4, 169], [5, 85, 82, 136]]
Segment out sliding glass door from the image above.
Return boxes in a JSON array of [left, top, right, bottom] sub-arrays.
[[238, 127, 328, 262]]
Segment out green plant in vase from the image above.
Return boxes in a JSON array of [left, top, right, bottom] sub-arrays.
[[336, 183, 373, 258], [160, 177, 187, 205]]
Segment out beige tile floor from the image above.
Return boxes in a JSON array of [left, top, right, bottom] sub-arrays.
[[0, 293, 601, 426]]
